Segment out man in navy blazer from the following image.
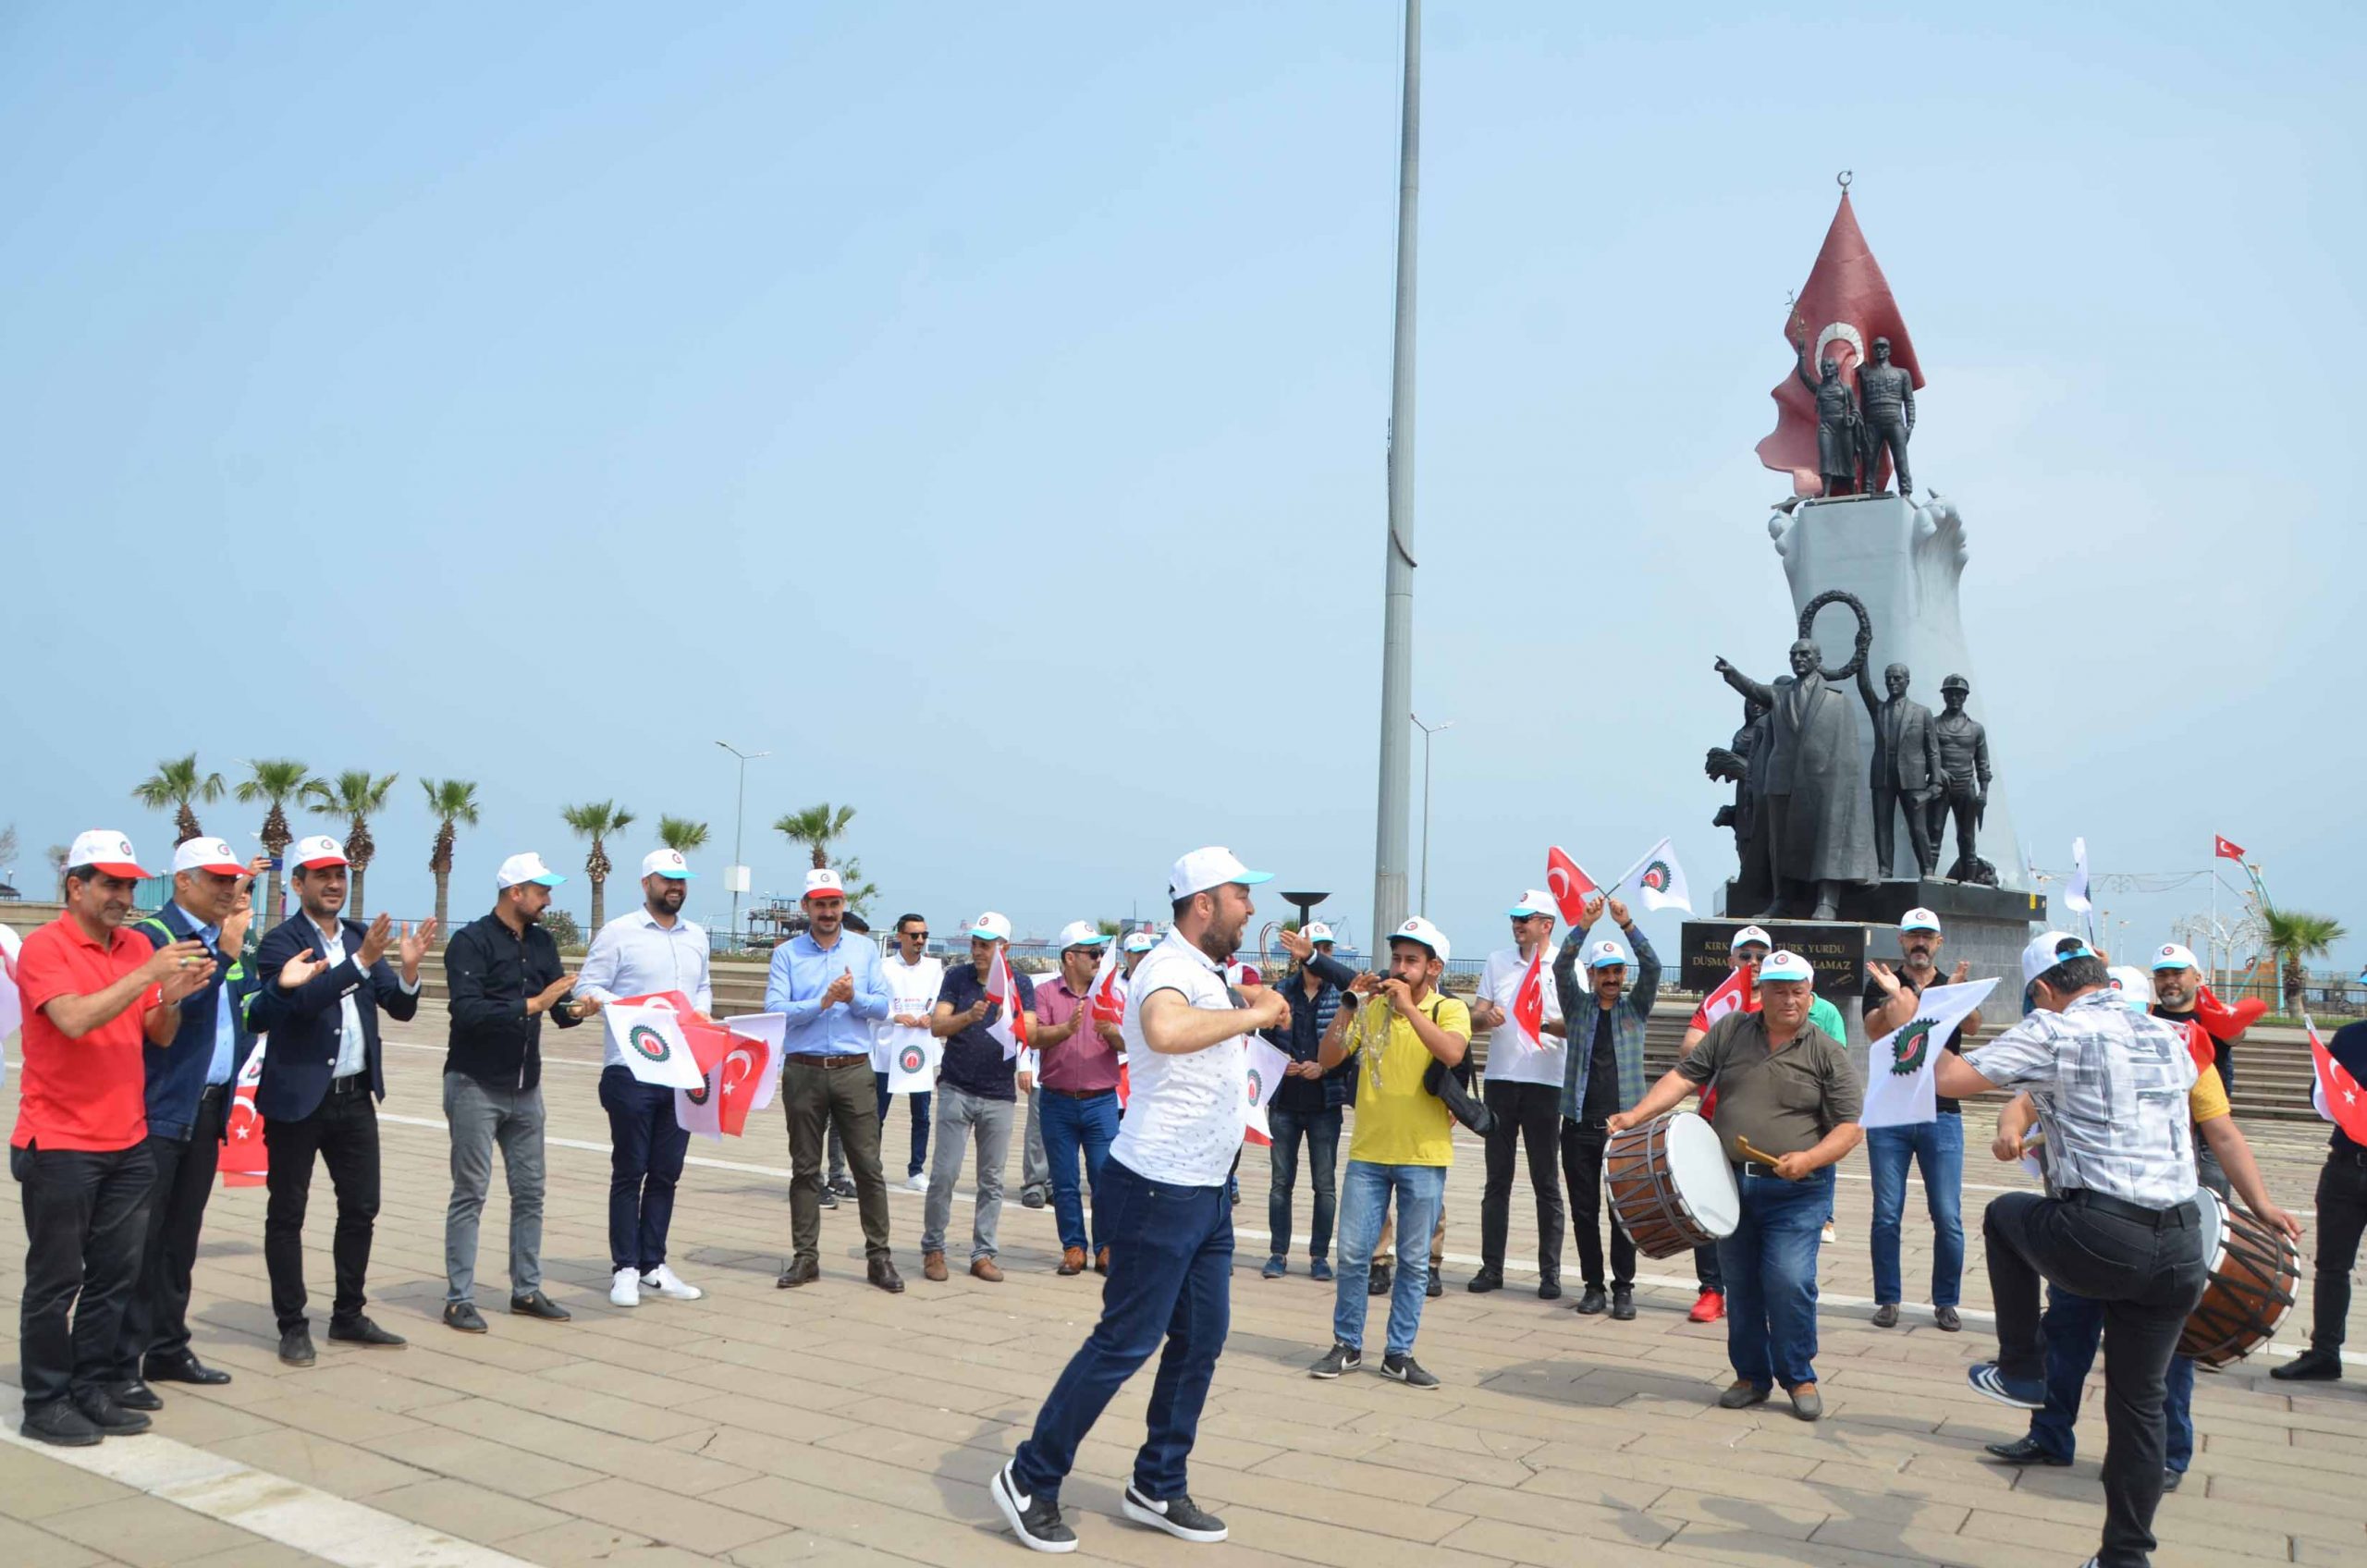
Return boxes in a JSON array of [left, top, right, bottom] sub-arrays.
[[246, 834, 434, 1368]]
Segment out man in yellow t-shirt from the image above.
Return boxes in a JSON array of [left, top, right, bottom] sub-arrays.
[[1306, 918, 1470, 1390]]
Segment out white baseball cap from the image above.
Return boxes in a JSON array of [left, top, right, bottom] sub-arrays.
[[1900, 907, 1942, 933], [1167, 846, 1272, 901], [1056, 920, 1110, 950], [2106, 965, 2153, 1011], [1505, 889, 1558, 918], [1303, 921, 1337, 946], [641, 848, 693, 880], [67, 829, 152, 879], [1588, 938, 1633, 970], [1760, 949, 1815, 983], [2020, 931, 2095, 990], [1729, 924, 1774, 952], [496, 851, 566, 889], [1389, 917, 1450, 963], [288, 833, 349, 872], [968, 912, 1012, 943], [171, 837, 246, 878], [2151, 942, 2198, 972], [802, 867, 846, 901], [1122, 929, 1159, 953]]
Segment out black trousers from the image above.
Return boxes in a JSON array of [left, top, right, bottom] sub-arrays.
[[2310, 1140, 2367, 1351], [1559, 1116, 1635, 1290], [13, 1142, 153, 1408], [264, 1080, 383, 1331], [1478, 1081, 1564, 1281], [115, 1085, 227, 1378], [1983, 1191, 2206, 1568]]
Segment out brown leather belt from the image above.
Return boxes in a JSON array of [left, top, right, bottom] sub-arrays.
[[785, 1052, 868, 1069]]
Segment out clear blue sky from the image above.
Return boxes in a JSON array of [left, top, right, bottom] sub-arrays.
[[4, 3, 2359, 971]]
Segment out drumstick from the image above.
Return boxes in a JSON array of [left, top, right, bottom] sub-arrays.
[[1734, 1136, 1783, 1169]]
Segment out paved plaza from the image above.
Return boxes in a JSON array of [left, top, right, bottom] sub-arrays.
[[5, 1003, 2363, 1567]]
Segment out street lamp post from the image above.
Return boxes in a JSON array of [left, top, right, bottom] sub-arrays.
[[715, 740, 769, 947], [1370, 0, 1421, 947], [1411, 713, 1452, 917]]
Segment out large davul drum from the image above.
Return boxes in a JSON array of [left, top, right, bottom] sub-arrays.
[[1605, 1111, 1741, 1259], [2181, 1188, 2301, 1369]]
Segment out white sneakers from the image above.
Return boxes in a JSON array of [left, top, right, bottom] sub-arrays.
[[609, 1268, 641, 1307], [901, 1171, 928, 1193], [641, 1264, 704, 1301]]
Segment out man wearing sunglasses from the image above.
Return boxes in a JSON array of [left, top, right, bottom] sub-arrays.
[[875, 914, 942, 1192]]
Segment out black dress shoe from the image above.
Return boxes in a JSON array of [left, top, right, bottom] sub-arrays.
[[1367, 1263, 1393, 1296], [443, 1301, 488, 1333], [777, 1257, 820, 1289], [868, 1257, 906, 1294], [1574, 1285, 1609, 1316], [509, 1290, 571, 1321], [112, 1379, 163, 1413], [71, 1388, 152, 1436], [1426, 1270, 1444, 1299], [328, 1316, 407, 1349], [279, 1326, 318, 1366], [2271, 1345, 2343, 1381], [142, 1350, 231, 1386], [1466, 1269, 1503, 1294], [1610, 1286, 1637, 1321], [1538, 1279, 1562, 1301], [1982, 1434, 2070, 1466], [18, 1399, 102, 1447]]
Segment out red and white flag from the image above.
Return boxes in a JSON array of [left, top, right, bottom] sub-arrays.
[[2308, 1016, 2367, 1145], [1241, 1035, 1291, 1145], [1612, 837, 1694, 914], [987, 947, 1030, 1060], [220, 1040, 268, 1187], [1511, 950, 1546, 1050], [1757, 190, 1925, 495], [2214, 834, 2246, 862], [2193, 984, 2266, 1044], [1088, 940, 1126, 1026], [680, 1026, 776, 1140], [1689, 966, 1755, 1034], [605, 1001, 710, 1090], [1545, 846, 1599, 925]]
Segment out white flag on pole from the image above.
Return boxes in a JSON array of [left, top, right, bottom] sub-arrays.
[[605, 1002, 710, 1090], [2063, 838, 2092, 913], [1858, 977, 1997, 1129], [1611, 837, 1694, 914]]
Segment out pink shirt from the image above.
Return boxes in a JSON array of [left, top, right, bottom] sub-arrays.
[[1036, 976, 1122, 1094]]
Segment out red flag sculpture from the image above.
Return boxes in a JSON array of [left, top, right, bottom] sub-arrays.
[[1759, 190, 1926, 496]]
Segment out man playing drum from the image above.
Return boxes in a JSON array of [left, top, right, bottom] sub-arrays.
[[1611, 949, 1860, 1422], [1938, 935, 2214, 1568]]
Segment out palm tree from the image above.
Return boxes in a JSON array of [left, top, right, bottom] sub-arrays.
[[561, 801, 635, 932], [133, 753, 227, 845], [775, 802, 855, 869], [306, 769, 399, 917], [422, 778, 481, 937], [2263, 906, 2349, 1017], [656, 815, 711, 853], [236, 758, 314, 925]]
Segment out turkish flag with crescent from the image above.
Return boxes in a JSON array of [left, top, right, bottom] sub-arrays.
[[2308, 1019, 2367, 1145], [1757, 192, 1925, 493], [220, 1039, 269, 1186], [1545, 846, 1599, 926], [2214, 834, 2245, 861]]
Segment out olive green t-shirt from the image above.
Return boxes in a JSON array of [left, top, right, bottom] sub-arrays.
[[1677, 1010, 1862, 1161]]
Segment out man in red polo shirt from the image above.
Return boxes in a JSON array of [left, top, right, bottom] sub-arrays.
[[10, 830, 215, 1446]]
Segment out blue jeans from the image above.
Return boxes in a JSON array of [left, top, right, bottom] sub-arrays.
[[1038, 1090, 1121, 1254], [1265, 1105, 1342, 1262], [1716, 1165, 1833, 1390], [1866, 1115, 1966, 1308], [1333, 1159, 1447, 1356], [872, 1072, 931, 1178], [597, 1068, 689, 1275], [2028, 1286, 2199, 1473], [1011, 1158, 1232, 1505]]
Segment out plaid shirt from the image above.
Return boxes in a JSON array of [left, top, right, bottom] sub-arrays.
[[1967, 989, 2201, 1209], [1552, 924, 1661, 1120]]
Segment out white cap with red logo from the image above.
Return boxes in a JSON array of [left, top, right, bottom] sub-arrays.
[[641, 848, 693, 880], [802, 867, 846, 902], [289, 834, 349, 872], [171, 837, 246, 878], [67, 830, 152, 879], [1390, 917, 1451, 963]]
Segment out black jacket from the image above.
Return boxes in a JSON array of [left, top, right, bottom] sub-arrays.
[[247, 912, 420, 1121], [443, 912, 580, 1091]]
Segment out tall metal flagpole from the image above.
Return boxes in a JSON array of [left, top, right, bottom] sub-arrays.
[[1371, 0, 1420, 947]]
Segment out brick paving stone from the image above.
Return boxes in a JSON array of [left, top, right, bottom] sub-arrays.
[[37, 1496, 271, 1567], [0, 1512, 117, 1568]]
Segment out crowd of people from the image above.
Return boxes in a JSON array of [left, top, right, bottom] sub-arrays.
[[9, 829, 2362, 1568]]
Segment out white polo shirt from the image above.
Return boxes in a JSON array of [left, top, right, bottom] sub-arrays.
[[1478, 943, 1565, 1088], [874, 951, 946, 1072], [1109, 928, 1245, 1187]]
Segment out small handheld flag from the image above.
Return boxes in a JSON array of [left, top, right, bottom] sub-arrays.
[[1858, 977, 1997, 1130], [1544, 847, 1600, 925]]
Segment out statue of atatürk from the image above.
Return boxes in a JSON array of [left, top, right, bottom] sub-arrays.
[[1864, 662, 1943, 878], [1925, 673, 1993, 880], [1857, 335, 1915, 495], [1716, 637, 1876, 920], [1795, 345, 1864, 497], [1706, 697, 1772, 912]]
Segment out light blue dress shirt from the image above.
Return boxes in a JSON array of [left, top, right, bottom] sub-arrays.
[[767, 928, 890, 1056], [576, 908, 716, 1071], [171, 900, 237, 1085]]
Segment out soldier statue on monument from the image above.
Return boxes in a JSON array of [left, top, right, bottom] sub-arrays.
[[1926, 674, 1993, 881]]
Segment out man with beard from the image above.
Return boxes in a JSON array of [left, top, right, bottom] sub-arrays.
[[440, 851, 595, 1331], [1552, 896, 1659, 1320], [11, 831, 215, 1446], [921, 913, 1033, 1284], [576, 848, 713, 1308], [875, 913, 943, 1192], [1860, 908, 1980, 1331], [249, 835, 429, 1366], [1033, 922, 1123, 1277], [1258, 922, 1357, 1281], [994, 849, 1287, 1552], [1466, 892, 1567, 1300]]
